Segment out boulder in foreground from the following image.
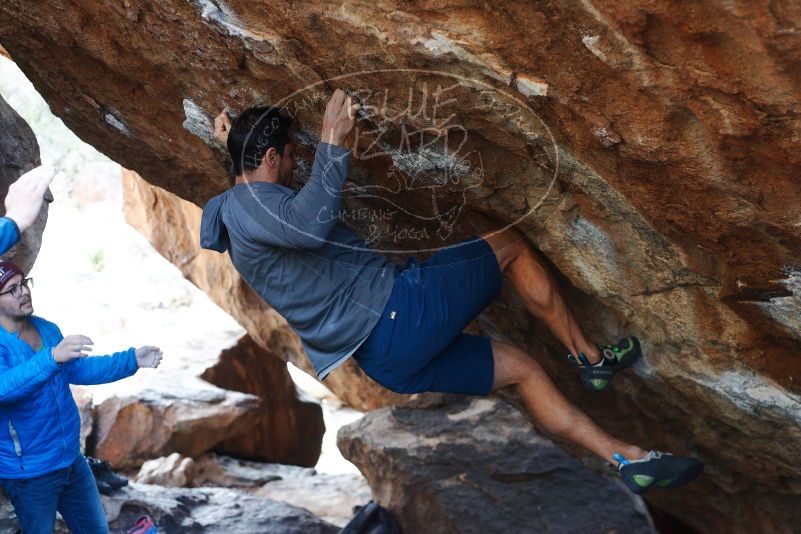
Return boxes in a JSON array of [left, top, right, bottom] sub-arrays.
[[339, 395, 655, 534]]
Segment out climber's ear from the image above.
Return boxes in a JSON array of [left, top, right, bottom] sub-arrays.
[[260, 147, 280, 170]]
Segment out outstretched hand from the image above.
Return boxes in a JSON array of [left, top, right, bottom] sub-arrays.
[[5, 165, 55, 233], [213, 108, 232, 145], [135, 346, 163, 369], [52, 335, 93, 364], [321, 89, 361, 147]]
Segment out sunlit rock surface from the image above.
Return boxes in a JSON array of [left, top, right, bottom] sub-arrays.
[[135, 453, 371, 527], [1, 1, 801, 530]]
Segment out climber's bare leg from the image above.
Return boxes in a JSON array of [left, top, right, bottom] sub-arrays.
[[491, 339, 643, 462], [482, 228, 601, 363]]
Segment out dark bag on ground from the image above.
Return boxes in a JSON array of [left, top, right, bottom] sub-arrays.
[[338, 500, 401, 534]]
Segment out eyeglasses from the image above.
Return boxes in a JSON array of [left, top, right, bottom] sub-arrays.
[[0, 278, 33, 298]]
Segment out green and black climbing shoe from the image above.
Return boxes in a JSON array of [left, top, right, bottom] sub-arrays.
[[614, 451, 704, 495], [568, 336, 643, 391]]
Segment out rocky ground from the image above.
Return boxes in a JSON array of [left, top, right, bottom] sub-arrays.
[[39, 483, 342, 534]]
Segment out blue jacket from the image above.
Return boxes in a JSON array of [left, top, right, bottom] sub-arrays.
[[0, 316, 138, 479], [0, 217, 20, 256]]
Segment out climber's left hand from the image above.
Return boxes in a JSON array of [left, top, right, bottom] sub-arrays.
[[213, 107, 232, 145]]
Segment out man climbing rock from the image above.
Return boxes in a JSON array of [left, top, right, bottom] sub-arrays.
[[201, 89, 703, 495], [0, 260, 163, 533]]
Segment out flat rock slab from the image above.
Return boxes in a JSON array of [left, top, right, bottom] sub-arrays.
[[136, 453, 372, 527], [339, 395, 655, 534], [255, 472, 371, 527]]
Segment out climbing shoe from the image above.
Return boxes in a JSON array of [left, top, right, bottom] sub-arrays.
[[87, 455, 129, 491], [614, 451, 704, 495], [568, 336, 643, 391]]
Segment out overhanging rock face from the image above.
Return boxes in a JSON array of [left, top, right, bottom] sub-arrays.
[[2, 2, 800, 531]]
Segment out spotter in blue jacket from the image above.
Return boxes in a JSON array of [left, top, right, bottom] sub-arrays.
[[0, 316, 137, 479]]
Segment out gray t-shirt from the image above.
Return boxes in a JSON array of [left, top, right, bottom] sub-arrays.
[[200, 142, 396, 379]]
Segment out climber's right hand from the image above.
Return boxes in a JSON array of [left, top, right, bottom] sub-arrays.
[[321, 89, 360, 147]]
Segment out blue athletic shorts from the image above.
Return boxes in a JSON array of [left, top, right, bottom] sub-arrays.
[[353, 236, 502, 396]]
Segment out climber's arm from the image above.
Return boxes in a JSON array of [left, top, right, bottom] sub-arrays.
[[231, 90, 360, 250]]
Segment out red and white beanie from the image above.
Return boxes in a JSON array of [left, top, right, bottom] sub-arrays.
[[0, 261, 24, 293]]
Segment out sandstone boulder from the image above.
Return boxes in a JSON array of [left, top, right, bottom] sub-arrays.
[[255, 471, 371, 529], [70, 385, 93, 451], [0, 93, 50, 272], [136, 453, 371, 527], [136, 452, 198, 488], [2, 1, 800, 530], [92, 382, 259, 469], [339, 395, 655, 533], [201, 334, 324, 466], [186, 453, 308, 489], [90, 332, 326, 468]]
